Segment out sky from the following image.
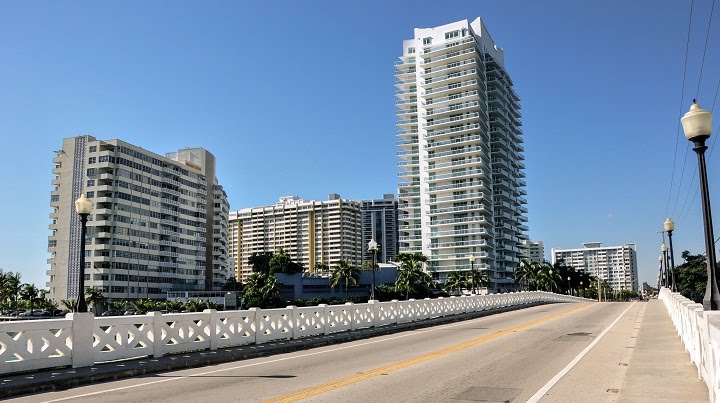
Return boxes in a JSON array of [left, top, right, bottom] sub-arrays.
[[0, 0, 718, 290]]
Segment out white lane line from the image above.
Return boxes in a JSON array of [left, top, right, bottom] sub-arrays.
[[526, 302, 636, 403], [41, 305, 559, 402]]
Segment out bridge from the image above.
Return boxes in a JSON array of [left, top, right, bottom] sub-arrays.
[[0, 290, 712, 401]]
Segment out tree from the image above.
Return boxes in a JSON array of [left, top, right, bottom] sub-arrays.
[[269, 249, 303, 274], [20, 283, 39, 315], [468, 269, 490, 293], [222, 277, 243, 291], [444, 271, 467, 295], [395, 252, 429, 300], [330, 259, 359, 299], [676, 251, 710, 303], [61, 299, 76, 313], [85, 287, 107, 314], [249, 252, 273, 275], [515, 259, 534, 291], [242, 272, 283, 308], [2, 272, 22, 316]]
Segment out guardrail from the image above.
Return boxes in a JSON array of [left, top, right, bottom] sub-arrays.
[[0, 291, 585, 375], [659, 288, 720, 402]]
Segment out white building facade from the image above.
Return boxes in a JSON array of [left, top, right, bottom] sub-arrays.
[[229, 195, 362, 281], [396, 18, 528, 291], [522, 239, 545, 263], [551, 242, 639, 292], [47, 136, 230, 302]]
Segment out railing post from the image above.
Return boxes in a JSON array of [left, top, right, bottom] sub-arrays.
[[204, 309, 218, 350], [249, 307, 260, 344], [149, 311, 164, 358], [344, 302, 355, 331], [370, 300, 379, 328], [69, 312, 94, 368]]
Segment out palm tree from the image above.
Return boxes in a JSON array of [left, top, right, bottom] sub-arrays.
[[314, 262, 330, 276], [330, 259, 359, 299], [515, 259, 535, 291], [61, 299, 76, 313], [85, 287, 107, 315], [20, 284, 39, 315], [468, 270, 490, 293], [395, 252, 429, 300], [418, 272, 438, 298], [444, 271, 468, 295], [2, 272, 22, 316], [242, 272, 283, 308]]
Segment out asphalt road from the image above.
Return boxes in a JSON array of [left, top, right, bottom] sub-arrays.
[[14, 302, 642, 403]]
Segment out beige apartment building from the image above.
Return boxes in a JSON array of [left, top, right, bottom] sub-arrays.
[[228, 195, 362, 281], [47, 135, 230, 302]]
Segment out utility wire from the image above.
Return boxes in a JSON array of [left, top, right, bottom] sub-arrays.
[[666, 0, 695, 218], [695, 0, 716, 99]]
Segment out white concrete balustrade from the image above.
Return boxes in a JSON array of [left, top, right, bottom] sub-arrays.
[[0, 291, 583, 375], [659, 288, 720, 402]]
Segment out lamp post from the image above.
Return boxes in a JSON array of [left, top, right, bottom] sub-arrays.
[[661, 243, 669, 288], [549, 269, 553, 293], [75, 194, 93, 313], [567, 276, 571, 296], [681, 101, 718, 310], [580, 281, 583, 298], [664, 218, 677, 292], [368, 239, 378, 301], [469, 254, 476, 294], [659, 255, 665, 289]]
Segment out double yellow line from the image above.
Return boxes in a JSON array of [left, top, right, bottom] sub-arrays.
[[264, 303, 592, 402]]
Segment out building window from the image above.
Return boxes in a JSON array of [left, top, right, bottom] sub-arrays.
[[445, 30, 459, 39], [50, 195, 59, 202], [423, 37, 432, 45], [408, 47, 415, 54], [87, 179, 95, 187], [88, 157, 96, 164], [86, 191, 94, 198], [89, 146, 97, 153]]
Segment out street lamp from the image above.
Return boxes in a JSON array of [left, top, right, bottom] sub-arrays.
[[567, 276, 571, 296], [580, 281, 583, 298], [661, 243, 669, 288], [658, 255, 664, 289], [549, 269, 553, 293], [681, 101, 718, 310], [469, 254, 476, 294], [368, 239, 378, 301], [664, 218, 677, 292], [75, 194, 93, 313]]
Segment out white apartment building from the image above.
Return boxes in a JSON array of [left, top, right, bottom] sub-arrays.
[[229, 195, 362, 281], [551, 242, 639, 292], [361, 194, 399, 264], [522, 239, 545, 263], [47, 136, 230, 302], [396, 18, 528, 291]]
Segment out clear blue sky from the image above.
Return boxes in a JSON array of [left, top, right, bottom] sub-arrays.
[[0, 0, 718, 290]]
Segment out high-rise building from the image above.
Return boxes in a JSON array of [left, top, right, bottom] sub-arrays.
[[396, 18, 528, 291], [551, 242, 639, 292], [361, 194, 399, 264], [229, 194, 362, 281], [522, 239, 545, 263], [47, 136, 229, 302]]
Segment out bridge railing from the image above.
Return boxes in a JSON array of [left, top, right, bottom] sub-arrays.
[[659, 288, 720, 402], [0, 291, 585, 375]]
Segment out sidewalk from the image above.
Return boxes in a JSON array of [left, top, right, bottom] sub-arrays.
[[617, 299, 708, 402]]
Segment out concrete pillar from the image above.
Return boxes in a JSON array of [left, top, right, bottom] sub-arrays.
[[68, 312, 94, 368]]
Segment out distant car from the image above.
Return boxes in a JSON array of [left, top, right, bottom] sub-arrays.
[[101, 310, 121, 316]]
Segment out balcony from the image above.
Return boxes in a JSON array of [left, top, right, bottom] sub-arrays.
[[426, 123, 481, 138], [428, 168, 487, 182], [430, 191, 484, 203], [428, 181, 488, 193], [427, 145, 484, 160], [425, 79, 478, 96], [424, 112, 480, 129], [429, 239, 488, 249], [421, 47, 476, 68], [427, 204, 486, 215], [428, 228, 488, 237], [425, 90, 479, 106], [426, 134, 483, 151], [422, 37, 475, 56], [424, 101, 481, 118]]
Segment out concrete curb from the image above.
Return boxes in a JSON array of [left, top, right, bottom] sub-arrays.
[[0, 301, 550, 399]]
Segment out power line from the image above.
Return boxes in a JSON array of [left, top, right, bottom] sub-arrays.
[[666, 0, 695, 218], [695, 0, 716, 99]]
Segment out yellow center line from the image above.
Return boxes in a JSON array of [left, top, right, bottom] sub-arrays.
[[263, 302, 593, 403]]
